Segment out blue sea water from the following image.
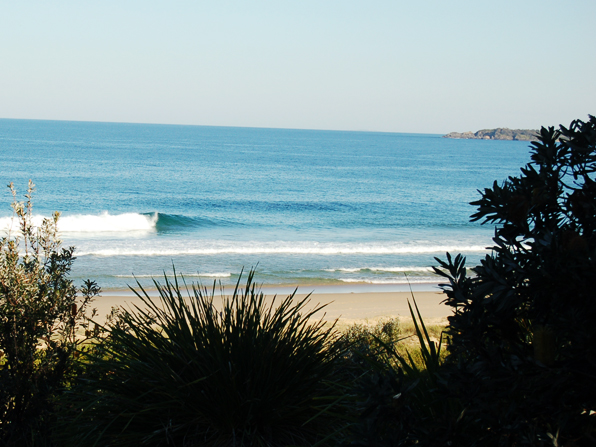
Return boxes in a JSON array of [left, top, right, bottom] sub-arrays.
[[0, 119, 532, 292]]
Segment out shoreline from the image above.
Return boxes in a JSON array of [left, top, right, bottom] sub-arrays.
[[98, 281, 444, 296]]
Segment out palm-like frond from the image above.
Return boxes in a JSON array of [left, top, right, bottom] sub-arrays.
[[64, 269, 345, 446]]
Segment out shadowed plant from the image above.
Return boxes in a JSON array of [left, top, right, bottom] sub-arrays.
[[64, 269, 346, 447], [338, 318, 402, 368], [432, 115, 596, 444], [0, 181, 99, 447], [387, 298, 445, 378], [339, 298, 463, 447]]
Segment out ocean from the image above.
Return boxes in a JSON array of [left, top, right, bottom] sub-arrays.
[[0, 119, 532, 293]]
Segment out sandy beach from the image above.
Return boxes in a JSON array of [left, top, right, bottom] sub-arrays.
[[87, 287, 452, 329]]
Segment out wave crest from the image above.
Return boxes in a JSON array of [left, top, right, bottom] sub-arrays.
[[58, 212, 157, 233], [0, 212, 238, 234], [0, 212, 157, 233]]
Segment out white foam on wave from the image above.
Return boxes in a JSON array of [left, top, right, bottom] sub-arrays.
[[58, 212, 157, 233], [0, 215, 41, 232], [369, 266, 434, 272], [75, 242, 489, 257], [1, 212, 157, 233], [114, 272, 232, 278], [325, 266, 434, 273], [338, 277, 438, 284]]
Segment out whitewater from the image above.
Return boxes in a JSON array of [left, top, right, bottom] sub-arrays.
[[0, 119, 532, 290]]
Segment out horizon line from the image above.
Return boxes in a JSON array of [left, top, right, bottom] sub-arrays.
[[0, 116, 445, 136]]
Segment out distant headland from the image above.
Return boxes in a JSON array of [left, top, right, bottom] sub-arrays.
[[443, 128, 538, 141]]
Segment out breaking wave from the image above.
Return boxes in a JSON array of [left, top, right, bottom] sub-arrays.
[[0, 212, 233, 234]]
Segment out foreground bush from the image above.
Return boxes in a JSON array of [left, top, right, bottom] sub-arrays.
[[339, 299, 456, 446], [339, 115, 596, 446], [0, 182, 99, 446], [338, 318, 401, 368], [434, 115, 596, 445], [65, 270, 345, 446]]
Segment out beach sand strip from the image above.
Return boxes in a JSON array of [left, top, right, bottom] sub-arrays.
[[87, 290, 451, 329]]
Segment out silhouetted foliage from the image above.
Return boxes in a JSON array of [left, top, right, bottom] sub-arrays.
[[0, 182, 99, 446], [64, 270, 346, 447], [339, 300, 461, 447], [434, 115, 596, 445]]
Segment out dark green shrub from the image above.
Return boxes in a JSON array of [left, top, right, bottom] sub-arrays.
[[0, 181, 99, 446], [434, 115, 596, 445], [344, 116, 596, 446], [340, 300, 459, 447], [66, 270, 345, 446], [338, 318, 401, 367]]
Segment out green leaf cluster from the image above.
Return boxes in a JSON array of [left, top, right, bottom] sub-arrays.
[[0, 181, 99, 446], [433, 115, 596, 445]]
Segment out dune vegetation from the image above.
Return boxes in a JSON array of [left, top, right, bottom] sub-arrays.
[[0, 115, 594, 446]]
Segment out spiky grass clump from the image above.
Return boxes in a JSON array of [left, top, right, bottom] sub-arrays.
[[65, 270, 344, 446]]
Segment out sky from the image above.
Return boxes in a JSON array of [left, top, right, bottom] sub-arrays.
[[1, 0, 595, 134]]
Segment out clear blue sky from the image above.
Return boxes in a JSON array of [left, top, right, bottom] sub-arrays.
[[1, 0, 594, 133]]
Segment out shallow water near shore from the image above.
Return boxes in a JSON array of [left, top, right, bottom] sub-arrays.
[[0, 119, 531, 291]]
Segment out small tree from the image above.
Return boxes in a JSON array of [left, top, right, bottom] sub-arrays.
[[435, 116, 596, 444], [0, 181, 99, 446]]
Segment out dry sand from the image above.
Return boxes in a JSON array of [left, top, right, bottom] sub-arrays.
[[87, 288, 451, 329]]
